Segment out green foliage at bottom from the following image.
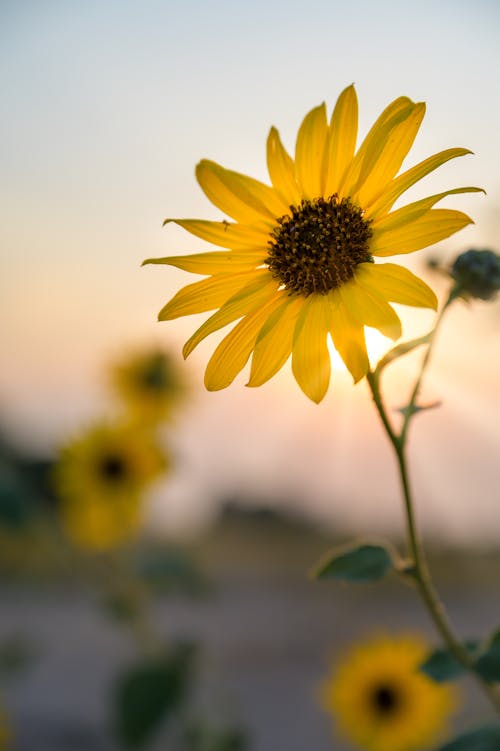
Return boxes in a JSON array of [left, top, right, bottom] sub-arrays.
[[0, 635, 38, 679], [474, 628, 500, 682], [437, 724, 500, 750], [184, 719, 248, 751], [114, 641, 196, 748], [419, 641, 479, 683]]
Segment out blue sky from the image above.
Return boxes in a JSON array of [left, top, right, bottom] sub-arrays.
[[1, 0, 499, 540]]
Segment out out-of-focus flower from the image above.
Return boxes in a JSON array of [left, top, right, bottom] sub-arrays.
[[53, 423, 167, 551], [450, 248, 500, 301], [110, 347, 185, 423], [145, 84, 481, 402], [320, 634, 457, 751]]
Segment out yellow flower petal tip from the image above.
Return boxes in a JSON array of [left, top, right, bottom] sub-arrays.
[[146, 86, 481, 402], [204, 381, 223, 392]]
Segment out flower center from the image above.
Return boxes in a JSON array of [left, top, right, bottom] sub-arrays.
[[266, 195, 373, 296], [141, 354, 171, 393], [97, 454, 128, 484], [370, 684, 401, 716]]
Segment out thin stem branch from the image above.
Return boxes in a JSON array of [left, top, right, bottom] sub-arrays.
[[366, 300, 500, 714], [399, 296, 452, 445], [95, 550, 163, 657]]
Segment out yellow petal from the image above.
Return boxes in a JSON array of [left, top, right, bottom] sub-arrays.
[[164, 218, 270, 250], [247, 295, 304, 387], [328, 293, 369, 383], [291, 295, 331, 403], [324, 84, 358, 197], [294, 103, 328, 199], [355, 263, 438, 310], [183, 274, 277, 357], [354, 102, 426, 207], [339, 280, 402, 340], [196, 160, 283, 225], [339, 96, 414, 198], [370, 209, 473, 257], [366, 148, 473, 220], [266, 127, 301, 206], [143, 250, 265, 274], [158, 271, 261, 321], [204, 295, 283, 391], [371, 187, 484, 232]]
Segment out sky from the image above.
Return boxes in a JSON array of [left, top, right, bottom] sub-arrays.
[[1, 0, 500, 543]]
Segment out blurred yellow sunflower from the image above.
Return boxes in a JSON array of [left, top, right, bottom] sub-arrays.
[[53, 423, 167, 551], [145, 84, 481, 402], [110, 347, 185, 423], [320, 634, 457, 751]]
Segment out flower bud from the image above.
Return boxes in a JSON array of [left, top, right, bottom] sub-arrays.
[[451, 249, 500, 301]]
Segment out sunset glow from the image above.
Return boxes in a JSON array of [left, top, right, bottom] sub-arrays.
[[1, 0, 499, 542]]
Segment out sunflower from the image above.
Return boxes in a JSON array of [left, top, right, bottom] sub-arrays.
[[145, 85, 482, 402], [320, 634, 457, 751], [110, 347, 185, 423], [53, 422, 167, 551]]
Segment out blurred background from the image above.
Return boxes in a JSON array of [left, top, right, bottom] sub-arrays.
[[1, 1, 500, 749]]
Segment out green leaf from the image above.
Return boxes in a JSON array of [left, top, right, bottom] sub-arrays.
[[184, 720, 248, 751], [476, 652, 500, 681], [114, 642, 196, 748], [472, 627, 500, 681], [483, 626, 500, 648], [100, 591, 142, 624], [136, 549, 206, 595], [420, 641, 479, 683], [436, 725, 500, 750], [375, 331, 432, 373], [312, 543, 394, 582], [0, 461, 33, 528], [475, 644, 500, 682], [0, 635, 38, 678], [395, 400, 441, 419]]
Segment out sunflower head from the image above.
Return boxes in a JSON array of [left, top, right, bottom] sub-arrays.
[[110, 347, 185, 423], [450, 248, 500, 301], [267, 195, 373, 296], [320, 634, 457, 751], [53, 422, 167, 551], [145, 84, 482, 402]]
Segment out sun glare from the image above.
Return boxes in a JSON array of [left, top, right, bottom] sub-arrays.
[[328, 328, 392, 372]]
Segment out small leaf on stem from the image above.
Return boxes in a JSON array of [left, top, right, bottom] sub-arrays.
[[374, 332, 432, 374], [312, 542, 395, 582], [395, 400, 442, 419], [475, 631, 500, 682], [420, 641, 479, 682], [436, 724, 500, 750]]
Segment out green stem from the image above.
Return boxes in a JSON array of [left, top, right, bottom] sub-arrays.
[[399, 295, 451, 446], [366, 317, 500, 713], [97, 550, 163, 657]]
